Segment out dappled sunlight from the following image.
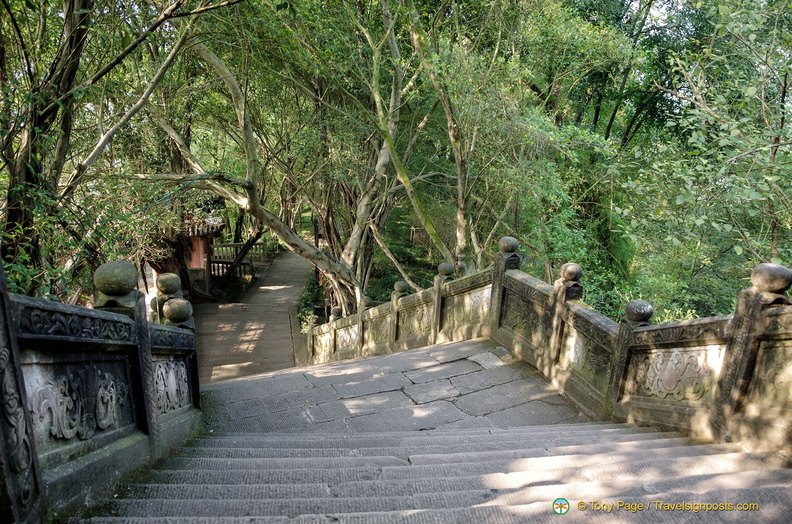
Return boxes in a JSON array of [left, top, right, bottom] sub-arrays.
[[211, 361, 258, 381]]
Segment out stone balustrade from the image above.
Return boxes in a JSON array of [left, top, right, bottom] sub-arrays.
[[0, 262, 199, 523], [306, 237, 792, 452]]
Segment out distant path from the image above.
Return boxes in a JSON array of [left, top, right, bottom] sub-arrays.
[[193, 250, 314, 385]]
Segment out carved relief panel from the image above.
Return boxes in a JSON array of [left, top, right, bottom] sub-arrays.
[[364, 315, 390, 346], [23, 358, 135, 456], [625, 346, 723, 402], [154, 359, 191, 415], [398, 304, 432, 339], [562, 332, 611, 394], [500, 290, 551, 350], [442, 287, 491, 332], [0, 341, 39, 520], [743, 340, 792, 417], [336, 325, 359, 355]]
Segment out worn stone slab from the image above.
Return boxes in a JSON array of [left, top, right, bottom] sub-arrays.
[[403, 379, 459, 404], [432, 416, 496, 431], [404, 360, 482, 383], [427, 339, 500, 363], [103, 496, 414, 518], [213, 386, 340, 422], [466, 351, 506, 369], [449, 363, 540, 395], [484, 399, 584, 427], [345, 401, 467, 433], [332, 373, 413, 399], [217, 409, 312, 433], [303, 353, 439, 387], [453, 378, 558, 416]]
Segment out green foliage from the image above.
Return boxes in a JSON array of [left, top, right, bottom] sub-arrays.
[[297, 276, 326, 332]]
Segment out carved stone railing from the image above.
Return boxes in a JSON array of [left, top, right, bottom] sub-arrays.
[[300, 266, 492, 366], [0, 263, 200, 523], [488, 238, 792, 451], [307, 236, 792, 452]]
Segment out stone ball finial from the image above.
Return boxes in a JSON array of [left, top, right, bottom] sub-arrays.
[[560, 263, 583, 282], [394, 280, 410, 293], [156, 273, 182, 295], [438, 263, 455, 277], [331, 306, 343, 318], [162, 298, 193, 323], [751, 263, 792, 293], [94, 260, 137, 296], [499, 236, 519, 253], [625, 299, 654, 322]]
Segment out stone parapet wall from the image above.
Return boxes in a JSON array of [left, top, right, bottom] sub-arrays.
[[0, 266, 200, 523], [303, 271, 493, 366], [309, 237, 792, 452]]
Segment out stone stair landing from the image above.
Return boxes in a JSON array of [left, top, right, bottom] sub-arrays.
[[199, 339, 587, 433], [70, 340, 792, 522]]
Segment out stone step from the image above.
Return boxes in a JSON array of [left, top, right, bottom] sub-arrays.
[[381, 450, 789, 482], [139, 446, 782, 488], [190, 426, 672, 451], [180, 431, 683, 460], [158, 455, 408, 472], [412, 468, 792, 509], [334, 444, 749, 495], [96, 496, 414, 518], [79, 480, 792, 521], [159, 434, 690, 477], [202, 421, 629, 442], [406, 441, 743, 467], [61, 504, 541, 523], [117, 483, 334, 500], [140, 467, 385, 485], [116, 467, 792, 503]]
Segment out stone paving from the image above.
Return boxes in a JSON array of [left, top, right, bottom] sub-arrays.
[[201, 338, 589, 433], [193, 250, 313, 384]]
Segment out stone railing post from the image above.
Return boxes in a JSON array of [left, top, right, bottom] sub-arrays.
[[329, 307, 343, 356], [432, 263, 455, 343], [490, 237, 521, 331], [0, 266, 44, 524], [548, 263, 583, 373], [390, 281, 409, 344], [711, 263, 792, 441], [94, 261, 161, 445], [358, 297, 373, 354], [605, 299, 653, 416], [307, 315, 318, 360]]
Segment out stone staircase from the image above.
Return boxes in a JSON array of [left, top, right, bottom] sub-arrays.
[[69, 340, 792, 523]]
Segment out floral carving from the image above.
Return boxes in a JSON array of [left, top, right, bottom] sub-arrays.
[[336, 325, 359, 353], [569, 313, 616, 350], [398, 305, 431, 337], [444, 288, 491, 329], [18, 307, 134, 343], [33, 366, 128, 440], [631, 319, 728, 349], [155, 360, 191, 414], [634, 349, 715, 401], [150, 325, 196, 350], [364, 316, 390, 345], [1, 345, 36, 508]]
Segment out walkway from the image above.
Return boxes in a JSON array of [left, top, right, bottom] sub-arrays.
[[200, 339, 589, 433], [193, 250, 314, 384]]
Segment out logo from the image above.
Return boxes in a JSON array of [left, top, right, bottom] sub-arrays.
[[553, 498, 570, 515]]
